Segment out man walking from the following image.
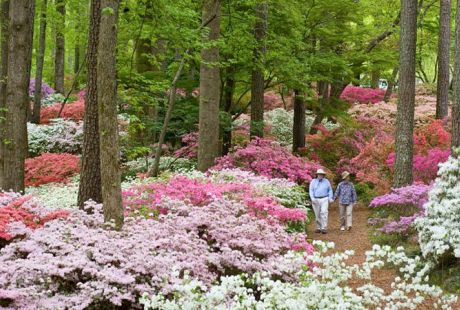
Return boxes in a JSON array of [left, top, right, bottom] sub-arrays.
[[309, 169, 333, 234]]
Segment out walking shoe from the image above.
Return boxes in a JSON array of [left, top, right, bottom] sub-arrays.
[[340, 227, 345, 231], [321, 230, 327, 234], [347, 226, 352, 231], [315, 229, 321, 233]]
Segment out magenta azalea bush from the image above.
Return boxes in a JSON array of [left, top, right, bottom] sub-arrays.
[[386, 148, 450, 184], [0, 199, 310, 309], [340, 86, 386, 104], [369, 184, 431, 235], [214, 138, 321, 184]]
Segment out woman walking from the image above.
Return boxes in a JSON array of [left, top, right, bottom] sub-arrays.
[[334, 171, 357, 232]]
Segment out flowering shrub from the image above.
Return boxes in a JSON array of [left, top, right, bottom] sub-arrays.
[[123, 156, 195, 179], [140, 243, 457, 309], [27, 119, 83, 156], [123, 174, 307, 225], [214, 138, 321, 184], [0, 200, 309, 309], [173, 132, 198, 159], [340, 86, 385, 104], [40, 99, 85, 124], [25, 153, 80, 187], [369, 184, 431, 236], [386, 149, 450, 184], [0, 192, 67, 243], [415, 154, 460, 262], [28, 79, 55, 98]]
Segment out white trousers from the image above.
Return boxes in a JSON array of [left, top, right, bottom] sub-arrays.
[[312, 197, 329, 230], [339, 204, 353, 228]]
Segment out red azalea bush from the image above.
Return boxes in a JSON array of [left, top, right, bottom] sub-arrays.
[[214, 138, 321, 184], [40, 99, 85, 124], [0, 192, 68, 244], [25, 153, 80, 187], [340, 86, 386, 104]]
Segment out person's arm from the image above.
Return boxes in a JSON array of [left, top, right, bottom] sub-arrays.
[[327, 180, 334, 200], [333, 183, 341, 201], [309, 180, 315, 200]]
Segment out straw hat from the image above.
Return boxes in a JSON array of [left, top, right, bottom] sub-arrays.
[[316, 169, 326, 175], [341, 171, 350, 180]]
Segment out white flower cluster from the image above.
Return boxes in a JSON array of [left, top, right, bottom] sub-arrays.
[[415, 154, 460, 261], [139, 243, 457, 309], [123, 156, 195, 176]]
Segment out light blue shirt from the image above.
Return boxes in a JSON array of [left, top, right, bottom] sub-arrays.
[[309, 178, 333, 200]]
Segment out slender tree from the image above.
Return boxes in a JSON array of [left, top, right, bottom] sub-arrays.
[[197, 0, 221, 171], [452, 0, 460, 149], [0, 0, 9, 186], [393, 0, 418, 187], [31, 0, 48, 124], [292, 89, 306, 153], [2, 0, 35, 192], [436, 0, 451, 119], [250, 1, 268, 139], [222, 66, 236, 155], [77, 0, 102, 208], [54, 0, 65, 94], [98, 0, 123, 228]]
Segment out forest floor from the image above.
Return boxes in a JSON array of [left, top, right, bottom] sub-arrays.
[[308, 203, 460, 309]]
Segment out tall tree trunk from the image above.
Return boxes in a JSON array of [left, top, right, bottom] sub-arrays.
[[370, 70, 380, 88], [394, 0, 418, 188], [54, 0, 65, 94], [452, 0, 460, 149], [222, 66, 235, 155], [31, 0, 47, 124], [436, 0, 451, 119], [77, 0, 102, 208], [309, 81, 329, 134], [2, 0, 35, 192], [292, 89, 306, 153], [0, 0, 9, 187], [384, 66, 399, 102], [249, 1, 268, 139], [197, 0, 221, 172], [98, 0, 123, 228]]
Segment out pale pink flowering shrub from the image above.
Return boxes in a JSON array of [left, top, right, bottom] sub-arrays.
[[340, 86, 385, 104], [214, 138, 321, 184], [173, 132, 198, 159], [0, 199, 310, 309]]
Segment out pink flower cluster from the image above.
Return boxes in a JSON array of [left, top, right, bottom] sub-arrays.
[[123, 175, 306, 224], [173, 132, 198, 159], [214, 138, 321, 184], [340, 86, 385, 104], [0, 200, 309, 309], [0, 192, 68, 243]]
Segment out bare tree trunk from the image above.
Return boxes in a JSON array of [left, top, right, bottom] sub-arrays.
[[370, 70, 380, 88], [222, 66, 235, 155], [98, 0, 123, 228], [292, 89, 306, 153], [250, 1, 268, 139], [436, 0, 451, 119], [394, 0, 418, 188], [2, 0, 35, 192], [309, 81, 329, 134], [197, 0, 221, 172], [384, 66, 399, 102], [77, 0, 102, 208], [0, 0, 9, 186], [31, 0, 47, 124], [54, 0, 65, 94], [452, 0, 460, 149]]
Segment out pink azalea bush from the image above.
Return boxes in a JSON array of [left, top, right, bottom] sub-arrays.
[[0, 192, 68, 244], [0, 199, 310, 309], [369, 184, 431, 236], [173, 132, 198, 159], [340, 86, 385, 104], [123, 175, 307, 225], [214, 138, 321, 184]]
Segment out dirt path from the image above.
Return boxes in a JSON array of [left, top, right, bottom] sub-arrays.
[[307, 202, 459, 309]]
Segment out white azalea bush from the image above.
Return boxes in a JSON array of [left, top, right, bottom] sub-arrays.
[[123, 156, 195, 178], [415, 154, 460, 262], [140, 242, 457, 310]]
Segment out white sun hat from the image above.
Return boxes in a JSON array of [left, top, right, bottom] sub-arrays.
[[316, 169, 326, 175]]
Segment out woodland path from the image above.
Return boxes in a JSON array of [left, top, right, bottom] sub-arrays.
[[307, 203, 460, 309]]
